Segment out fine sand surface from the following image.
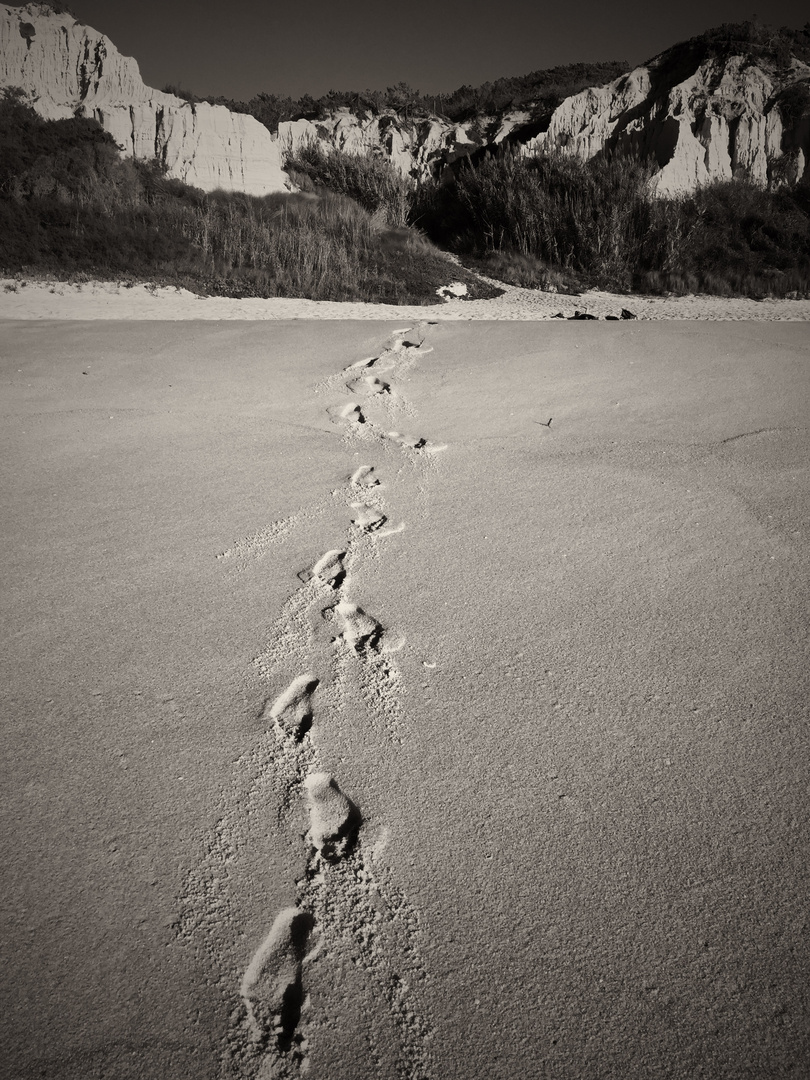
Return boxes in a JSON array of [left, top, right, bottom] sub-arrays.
[[1, 316, 809, 1080]]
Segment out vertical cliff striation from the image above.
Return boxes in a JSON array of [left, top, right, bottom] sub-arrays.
[[2, 5, 809, 197], [523, 41, 810, 194], [0, 2, 292, 194], [278, 111, 484, 181]]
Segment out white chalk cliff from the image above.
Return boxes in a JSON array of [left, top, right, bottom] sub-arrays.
[[278, 50, 810, 194], [0, 2, 292, 194], [2, 4, 809, 198], [523, 50, 810, 194], [278, 111, 482, 181]]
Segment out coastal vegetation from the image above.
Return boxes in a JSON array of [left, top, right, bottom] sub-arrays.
[[2, 77, 809, 302], [413, 147, 810, 297], [179, 21, 810, 138], [189, 60, 630, 133], [0, 94, 497, 303]]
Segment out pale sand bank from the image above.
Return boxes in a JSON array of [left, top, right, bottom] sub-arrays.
[[1, 320, 809, 1079], [2, 276, 810, 319]]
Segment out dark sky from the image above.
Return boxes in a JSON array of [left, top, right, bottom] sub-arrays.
[[53, 0, 810, 100]]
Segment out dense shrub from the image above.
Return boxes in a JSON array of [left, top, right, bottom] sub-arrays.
[[0, 91, 122, 195], [282, 138, 412, 226], [412, 144, 810, 296], [644, 180, 810, 295], [412, 148, 659, 290]]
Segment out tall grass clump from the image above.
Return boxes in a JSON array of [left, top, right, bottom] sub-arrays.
[[412, 144, 810, 297], [413, 146, 658, 290], [283, 138, 413, 227], [642, 179, 810, 296]]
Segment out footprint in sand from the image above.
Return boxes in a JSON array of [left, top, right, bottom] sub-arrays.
[[240, 906, 315, 1052], [327, 402, 365, 425], [333, 601, 385, 653], [350, 465, 381, 489], [345, 355, 380, 372], [263, 675, 319, 742], [346, 374, 392, 396], [387, 431, 447, 454], [303, 772, 361, 863], [351, 504, 387, 532], [298, 549, 347, 589]]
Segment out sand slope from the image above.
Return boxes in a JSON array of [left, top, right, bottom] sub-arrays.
[[1, 319, 809, 1079]]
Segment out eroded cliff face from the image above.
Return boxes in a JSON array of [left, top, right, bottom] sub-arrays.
[[277, 108, 538, 184], [0, 2, 292, 194], [278, 52, 810, 195], [3, 4, 809, 198], [279, 112, 484, 180], [524, 52, 810, 194]]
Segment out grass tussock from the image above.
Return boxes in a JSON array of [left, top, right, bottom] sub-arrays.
[[412, 146, 810, 297]]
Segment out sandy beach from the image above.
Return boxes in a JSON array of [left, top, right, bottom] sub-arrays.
[[3, 275, 810, 321], [1, 306, 809, 1079]]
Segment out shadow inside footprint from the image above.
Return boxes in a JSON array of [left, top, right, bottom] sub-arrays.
[[274, 908, 313, 1052], [276, 974, 305, 1052], [265, 675, 319, 741], [295, 712, 313, 742], [241, 907, 315, 1051]]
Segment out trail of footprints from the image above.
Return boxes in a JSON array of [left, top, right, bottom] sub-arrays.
[[321, 328, 445, 456], [217, 331, 443, 569], [189, 327, 441, 1080]]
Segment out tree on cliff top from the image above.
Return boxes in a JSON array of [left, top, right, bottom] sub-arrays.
[[657, 20, 810, 71]]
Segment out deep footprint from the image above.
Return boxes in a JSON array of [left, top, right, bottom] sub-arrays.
[[350, 465, 381, 489], [298, 549, 347, 589], [335, 601, 384, 653], [351, 504, 387, 532], [304, 772, 361, 863], [327, 402, 365, 425], [241, 906, 315, 1051], [264, 675, 319, 741]]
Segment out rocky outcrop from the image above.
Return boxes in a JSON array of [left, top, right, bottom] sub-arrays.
[[0, 2, 292, 194], [278, 110, 481, 180], [278, 48, 810, 195], [523, 49, 810, 194], [279, 108, 537, 181]]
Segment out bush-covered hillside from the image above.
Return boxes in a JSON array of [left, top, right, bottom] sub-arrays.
[[0, 93, 498, 303], [3, 51, 810, 304], [412, 146, 810, 297], [196, 61, 630, 133], [663, 19, 810, 69]]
